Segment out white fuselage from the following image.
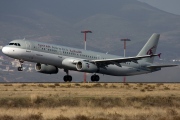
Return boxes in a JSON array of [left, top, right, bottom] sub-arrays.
[[2, 39, 152, 76]]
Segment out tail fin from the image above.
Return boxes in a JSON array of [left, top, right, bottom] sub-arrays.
[[137, 33, 160, 63]]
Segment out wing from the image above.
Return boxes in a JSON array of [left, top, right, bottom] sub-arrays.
[[91, 54, 160, 67]]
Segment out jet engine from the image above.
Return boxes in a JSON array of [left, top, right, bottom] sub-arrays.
[[76, 61, 98, 73], [35, 63, 58, 74]]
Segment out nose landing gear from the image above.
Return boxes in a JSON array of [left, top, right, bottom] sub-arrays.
[[17, 59, 24, 71]]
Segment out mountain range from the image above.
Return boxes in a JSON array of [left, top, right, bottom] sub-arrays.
[[0, 0, 179, 82], [0, 0, 180, 59]]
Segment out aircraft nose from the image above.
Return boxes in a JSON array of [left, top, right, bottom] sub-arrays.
[[2, 46, 9, 55]]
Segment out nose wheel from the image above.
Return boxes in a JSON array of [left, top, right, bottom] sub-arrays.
[[91, 74, 100, 82], [17, 59, 24, 71], [18, 67, 23, 71]]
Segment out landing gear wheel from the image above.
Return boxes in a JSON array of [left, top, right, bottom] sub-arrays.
[[91, 75, 95, 81], [18, 67, 23, 71], [63, 75, 72, 82], [91, 75, 100, 82]]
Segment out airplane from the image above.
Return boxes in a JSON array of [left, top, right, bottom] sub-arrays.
[[2, 33, 177, 82]]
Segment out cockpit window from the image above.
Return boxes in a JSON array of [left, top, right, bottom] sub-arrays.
[[9, 43, 14, 45], [8, 43, 21, 46]]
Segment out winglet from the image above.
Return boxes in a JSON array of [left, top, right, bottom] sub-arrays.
[[158, 53, 161, 58]]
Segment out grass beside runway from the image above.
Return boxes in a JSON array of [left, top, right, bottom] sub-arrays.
[[0, 83, 179, 120]]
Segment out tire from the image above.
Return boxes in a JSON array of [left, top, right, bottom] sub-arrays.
[[64, 75, 72, 82], [18, 67, 23, 71], [95, 75, 100, 81], [91, 75, 95, 81], [67, 75, 72, 82]]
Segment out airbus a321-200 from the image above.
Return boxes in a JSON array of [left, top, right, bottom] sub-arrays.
[[2, 33, 177, 82]]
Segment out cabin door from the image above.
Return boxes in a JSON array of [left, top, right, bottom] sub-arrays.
[[58, 48, 63, 55], [25, 41, 31, 51], [25, 41, 34, 60], [97, 55, 101, 59]]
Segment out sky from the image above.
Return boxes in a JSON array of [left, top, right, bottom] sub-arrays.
[[138, 0, 180, 15]]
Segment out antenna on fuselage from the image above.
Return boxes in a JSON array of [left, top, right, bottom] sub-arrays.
[[23, 38, 25, 40]]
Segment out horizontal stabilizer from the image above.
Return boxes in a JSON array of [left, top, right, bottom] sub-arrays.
[[147, 64, 178, 68]]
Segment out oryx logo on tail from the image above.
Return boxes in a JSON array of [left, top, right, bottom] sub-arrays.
[[146, 46, 156, 55]]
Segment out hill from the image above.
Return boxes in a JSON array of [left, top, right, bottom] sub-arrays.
[[0, 0, 179, 82], [0, 0, 180, 58]]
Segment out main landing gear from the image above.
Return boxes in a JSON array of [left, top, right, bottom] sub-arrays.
[[63, 69, 72, 82], [17, 59, 24, 71], [91, 74, 100, 82], [63, 69, 100, 82]]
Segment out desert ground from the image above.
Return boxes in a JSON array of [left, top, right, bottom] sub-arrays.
[[0, 83, 179, 120]]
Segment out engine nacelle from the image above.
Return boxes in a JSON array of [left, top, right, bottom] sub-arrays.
[[76, 61, 98, 73], [35, 63, 58, 74]]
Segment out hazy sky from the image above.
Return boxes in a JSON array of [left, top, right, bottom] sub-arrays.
[[138, 0, 180, 15]]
